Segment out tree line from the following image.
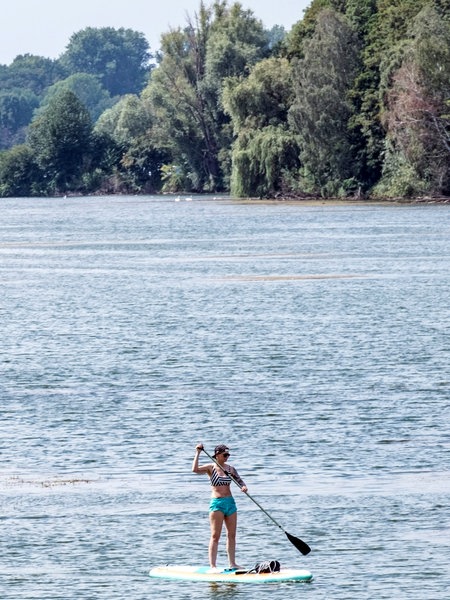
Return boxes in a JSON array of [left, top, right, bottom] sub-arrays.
[[0, 0, 449, 199]]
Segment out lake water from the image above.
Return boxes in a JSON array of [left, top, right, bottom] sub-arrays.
[[0, 195, 449, 599]]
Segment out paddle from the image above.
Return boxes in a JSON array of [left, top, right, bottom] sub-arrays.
[[202, 448, 311, 556]]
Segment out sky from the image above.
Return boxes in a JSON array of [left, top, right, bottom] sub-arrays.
[[1, 0, 312, 66]]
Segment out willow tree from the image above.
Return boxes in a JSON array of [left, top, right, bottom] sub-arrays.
[[223, 57, 299, 197], [144, 1, 268, 192], [289, 9, 362, 197]]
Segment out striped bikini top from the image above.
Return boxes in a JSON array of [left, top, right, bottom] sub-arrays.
[[210, 466, 232, 487]]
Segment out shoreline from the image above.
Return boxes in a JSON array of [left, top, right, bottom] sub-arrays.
[[28, 192, 450, 205], [228, 195, 450, 206]]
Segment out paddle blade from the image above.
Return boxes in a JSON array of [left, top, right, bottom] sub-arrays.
[[285, 531, 311, 556]]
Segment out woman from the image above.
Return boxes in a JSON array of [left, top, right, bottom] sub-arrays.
[[192, 443, 248, 570]]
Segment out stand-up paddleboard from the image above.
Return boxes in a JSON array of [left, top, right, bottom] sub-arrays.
[[149, 565, 313, 584]]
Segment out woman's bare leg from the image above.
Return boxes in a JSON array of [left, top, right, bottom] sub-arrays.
[[224, 512, 238, 567], [209, 511, 224, 567]]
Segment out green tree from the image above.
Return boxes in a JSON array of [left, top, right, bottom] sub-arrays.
[[95, 94, 167, 193], [285, 0, 345, 59], [0, 89, 39, 149], [223, 57, 299, 197], [204, 1, 269, 85], [146, 0, 269, 192], [345, 0, 377, 39], [0, 54, 65, 96], [266, 25, 287, 54], [229, 125, 300, 197], [224, 57, 294, 129], [28, 89, 93, 193], [349, 0, 429, 188], [96, 95, 152, 143], [289, 9, 362, 196], [0, 55, 64, 149], [377, 5, 450, 196], [60, 27, 152, 96], [147, 25, 211, 191], [0, 144, 42, 197], [203, 0, 270, 184], [38, 73, 114, 122]]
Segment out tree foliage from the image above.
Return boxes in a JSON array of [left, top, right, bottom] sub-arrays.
[[145, 1, 269, 192], [223, 57, 294, 130], [28, 89, 94, 193], [0, 88, 39, 149], [377, 5, 450, 195], [230, 125, 300, 197], [349, 0, 430, 186], [0, 54, 64, 96], [289, 9, 362, 196], [224, 57, 299, 197], [0, 0, 449, 199], [95, 94, 167, 193], [60, 27, 152, 96], [38, 73, 114, 122], [0, 144, 42, 196]]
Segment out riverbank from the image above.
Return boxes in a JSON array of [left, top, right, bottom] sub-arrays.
[[230, 195, 450, 206]]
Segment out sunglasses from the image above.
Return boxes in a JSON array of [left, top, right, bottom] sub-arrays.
[[222, 452, 230, 458]]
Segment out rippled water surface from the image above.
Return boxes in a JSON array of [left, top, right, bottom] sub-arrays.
[[1, 196, 449, 599]]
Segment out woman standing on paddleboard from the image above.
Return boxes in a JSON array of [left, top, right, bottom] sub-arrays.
[[192, 443, 248, 571]]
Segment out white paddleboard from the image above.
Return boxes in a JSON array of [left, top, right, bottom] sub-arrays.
[[149, 564, 313, 584]]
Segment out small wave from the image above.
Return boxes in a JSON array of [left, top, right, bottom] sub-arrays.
[[2, 476, 95, 488]]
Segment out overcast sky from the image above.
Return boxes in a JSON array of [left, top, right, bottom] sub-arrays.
[[1, 0, 311, 66]]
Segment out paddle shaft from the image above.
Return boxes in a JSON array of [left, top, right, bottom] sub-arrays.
[[201, 447, 311, 555], [202, 448, 279, 522]]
